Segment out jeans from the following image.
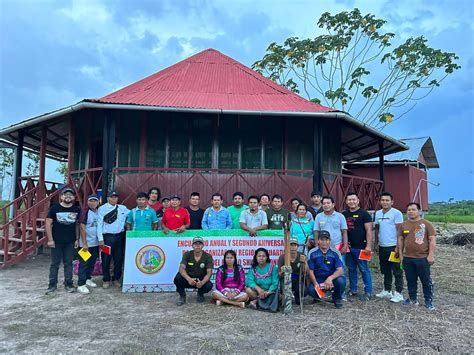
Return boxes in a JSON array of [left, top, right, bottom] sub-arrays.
[[379, 246, 403, 293], [102, 233, 124, 282], [307, 276, 345, 302], [173, 273, 213, 297], [403, 257, 433, 303], [48, 242, 74, 288], [78, 246, 99, 286], [346, 247, 373, 295]]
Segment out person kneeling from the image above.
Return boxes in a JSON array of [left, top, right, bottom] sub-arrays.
[[245, 248, 279, 312], [211, 250, 248, 308], [174, 237, 213, 306], [307, 230, 345, 309]]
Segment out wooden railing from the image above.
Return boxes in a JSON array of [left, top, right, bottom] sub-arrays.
[[68, 167, 103, 208]]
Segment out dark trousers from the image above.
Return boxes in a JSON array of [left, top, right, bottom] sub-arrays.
[[173, 273, 213, 297], [379, 246, 403, 293], [78, 246, 99, 286], [48, 242, 74, 288], [102, 233, 124, 282], [403, 257, 433, 303], [307, 276, 345, 302]]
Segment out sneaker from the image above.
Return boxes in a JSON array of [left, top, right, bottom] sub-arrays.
[[359, 293, 371, 302], [197, 294, 205, 303], [86, 279, 97, 288], [45, 286, 57, 295], [424, 303, 436, 311], [113, 280, 122, 288], [176, 295, 186, 306], [77, 285, 90, 294], [334, 301, 343, 309], [376, 290, 393, 299], [402, 298, 419, 306], [65, 285, 75, 293], [348, 290, 358, 297], [390, 291, 404, 303], [102, 281, 110, 289]]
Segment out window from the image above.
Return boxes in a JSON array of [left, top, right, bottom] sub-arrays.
[[241, 116, 261, 169], [118, 114, 140, 168], [286, 118, 312, 170], [264, 118, 283, 169], [218, 116, 239, 169], [169, 117, 189, 168], [192, 118, 212, 168], [145, 115, 165, 168]]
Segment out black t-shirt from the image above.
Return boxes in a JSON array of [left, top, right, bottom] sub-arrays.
[[186, 207, 205, 230], [47, 203, 81, 244], [309, 206, 323, 219], [342, 208, 372, 249], [180, 251, 213, 278]]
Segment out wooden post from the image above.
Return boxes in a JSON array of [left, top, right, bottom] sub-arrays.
[[13, 130, 24, 199], [139, 113, 147, 168], [282, 225, 293, 314], [313, 120, 323, 193], [101, 111, 116, 201], [379, 139, 385, 187], [38, 125, 47, 199], [67, 115, 75, 177]]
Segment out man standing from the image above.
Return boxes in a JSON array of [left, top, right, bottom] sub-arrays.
[[97, 191, 129, 289], [162, 195, 190, 234], [186, 192, 204, 230], [259, 194, 271, 211], [240, 195, 268, 236], [126, 192, 159, 231], [313, 196, 348, 255], [227, 192, 248, 229], [307, 231, 345, 308], [374, 192, 404, 303], [278, 237, 307, 305], [147, 187, 162, 212], [202, 193, 232, 230], [266, 194, 289, 230], [398, 203, 436, 310], [309, 191, 323, 218], [77, 194, 103, 295], [45, 187, 82, 294], [342, 192, 373, 301], [174, 236, 213, 305]]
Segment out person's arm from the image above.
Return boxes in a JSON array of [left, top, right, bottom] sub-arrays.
[[161, 211, 170, 234], [324, 267, 343, 289], [364, 221, 372, 252], [225, 210, 233, 230], [268, 265, 279, 293], [374, 224, 379, 249], [427, 222, 436, 264], [80, 223, 88, 250], [178, 264, 196, 286], [96, 207, 104, 242], [201, 267, 213, 285], [340, 229, 348, 254], [176, 210, 190, 233], [395, 223, 402, 254], [125, 210, 133, 231], [245, 267, 257, 289], [75, 220, 80, 248], [238, 267, 246, 292], [396, 229, 404, 262], [308, 268, 318, 287], [45, 217, 54, 248], [201, 209, 209, 230], [215, 269, 224, 292], [255, 212, 268, 231], [151, 210, 159, 231]]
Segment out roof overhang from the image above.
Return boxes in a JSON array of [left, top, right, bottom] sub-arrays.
[[0, 101, 408, 161]]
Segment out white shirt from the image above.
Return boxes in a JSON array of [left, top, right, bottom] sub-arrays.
[[97, 203, 130, 240], [375, 208, 403, 247]]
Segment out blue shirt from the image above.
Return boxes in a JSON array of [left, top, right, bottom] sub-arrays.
[[126, 207, 158, 231], [202, 207, 232, 230], [308, 248, 343, 282]]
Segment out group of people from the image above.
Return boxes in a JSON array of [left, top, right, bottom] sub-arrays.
[[45, 186, 437, 311]]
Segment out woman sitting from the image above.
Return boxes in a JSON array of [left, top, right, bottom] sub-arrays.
[[245, 248, 279, 312], [211, 250, 248, 308]]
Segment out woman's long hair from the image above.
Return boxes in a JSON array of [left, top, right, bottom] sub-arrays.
[[251, 247, 270, 269], [221, 250, 240, 282]]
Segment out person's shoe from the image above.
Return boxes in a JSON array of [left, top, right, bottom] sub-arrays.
[[348, 290, 358, 297], [390, 291, 404, 303], [312, 298, 322, 304], [359, 293, 371, 302], [65, 285, 75, 293], [102, 281, 110, 289], [215, 300, 222, 306], [197, 294, 205, 303], [77, 285, 90, 294], [113, 280, 122, 288], [334, 301, 343, 309], [376, 290, 393, 299], [176, 295, 186, 306], [86, 279, 97, 288], [424, 302, 436, 311], [402, 298, 419, 306], [45, 286, 57, 295]]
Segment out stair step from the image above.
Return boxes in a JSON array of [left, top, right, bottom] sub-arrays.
[[25, 227, 45, 232], [8, 237, 34, 243], [0, 250, 16, 256]]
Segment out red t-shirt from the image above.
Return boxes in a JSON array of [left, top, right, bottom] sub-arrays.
[[162, 207, 190, 230], [147, 201, 163, 212]]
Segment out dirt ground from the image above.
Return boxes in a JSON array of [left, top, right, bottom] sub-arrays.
[[1, 226, 474, 354]]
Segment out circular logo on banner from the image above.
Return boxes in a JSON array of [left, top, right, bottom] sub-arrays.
[[135, 245, 166, 274]]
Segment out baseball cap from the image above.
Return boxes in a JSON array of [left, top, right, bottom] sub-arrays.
[[61, 187, 76, 195], [192, 236, 204, 244], [161, 196, 170, 202], [87, 194, 99, 201], [108, 190, 119, 197], [289, 237, 299, 245], [170, 194, 181, 200], [318, 230, 331, 240]]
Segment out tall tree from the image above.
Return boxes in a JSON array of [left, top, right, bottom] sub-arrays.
[[25, 152, 40, 176], [253, 8, 460, 129]]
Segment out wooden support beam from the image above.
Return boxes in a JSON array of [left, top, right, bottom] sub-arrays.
[[379, 139, 385, 187], [38, 126, 47, 199], [313, 120, 323, 194], [13, 130, 24, 198]]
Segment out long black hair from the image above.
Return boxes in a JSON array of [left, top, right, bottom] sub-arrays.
[[252, 248, 270, 269], [221, 250, 240, 282]]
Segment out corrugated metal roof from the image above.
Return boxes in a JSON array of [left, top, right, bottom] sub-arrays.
[[89, 48, 334, 112]]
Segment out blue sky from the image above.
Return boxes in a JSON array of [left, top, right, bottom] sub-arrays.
[[0, 0, 473, 202]]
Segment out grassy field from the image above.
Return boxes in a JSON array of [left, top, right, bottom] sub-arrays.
[[424, 214, 474, 224]]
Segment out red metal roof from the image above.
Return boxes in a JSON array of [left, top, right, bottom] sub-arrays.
[[91, 48, 333, 112]]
